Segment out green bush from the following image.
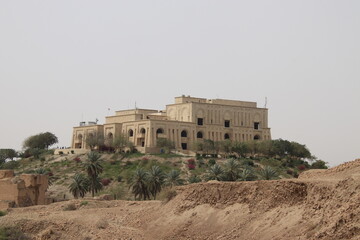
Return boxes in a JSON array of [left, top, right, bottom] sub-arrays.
[[80, 201, 88, 206], [208, 158, 216, 166], [0, 160, 20, 170], [0, 210, 6, 217]]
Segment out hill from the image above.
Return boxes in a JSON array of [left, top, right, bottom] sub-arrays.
[[0, 158, 359, 239]]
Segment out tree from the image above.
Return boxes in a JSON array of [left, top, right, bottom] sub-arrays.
[[232, 142, 249, 158], [68, 173, 90, 199], [258, 166, 278, 180], [147, 165, 166, 199], [85, 133, 104, 151], [0, 149, 17, 165], [129, 168, 150, 200], [219, 140, 232, 157], [156, 138, 175, 154], [311, 160, 328, 169], [205, 164, 224, 181], [111, 134, 130, 153], [223, 159, 240, 181], [166, 170, 184, 187], [83, 151, 103, 197], [23, 132, 58, 150], [202, 139, 215, 155]]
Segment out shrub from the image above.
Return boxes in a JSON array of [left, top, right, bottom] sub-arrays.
[[208, 158, 216, 166], [187, 159, 195, 164], [242, 159, 254, 166], [0, 160, 20, 170], [101, 178, 111, 186], [59, 151, 64, 155], [0, 211, 6, 217], [297, 165, 306, 171], [117, 176, 122, 182], [63, 203, 77, 211], [0, 226, 28, 240], [187, 164, 195, 170], [286, 169, 294, 175], [71, 150, 75, 154], [188, 174, 201, 183], [80, 201, 88, 206]]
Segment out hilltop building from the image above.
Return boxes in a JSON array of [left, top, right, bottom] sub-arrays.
[[71, 96, 271, 153]]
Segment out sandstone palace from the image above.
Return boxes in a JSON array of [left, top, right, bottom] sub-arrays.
[[71, 96, 271, 153]]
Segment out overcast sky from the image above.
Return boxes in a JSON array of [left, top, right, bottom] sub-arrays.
[[0, 1, 359, 167]]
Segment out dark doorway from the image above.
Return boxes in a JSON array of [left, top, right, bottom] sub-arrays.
[[181, 143, 187, 150]]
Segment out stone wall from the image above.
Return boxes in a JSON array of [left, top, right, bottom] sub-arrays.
[[0, 170, 50, 210]]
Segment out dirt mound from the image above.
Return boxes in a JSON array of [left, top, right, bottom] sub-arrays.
[[1, 159, 360, 240], [299, 158, 360, 180]]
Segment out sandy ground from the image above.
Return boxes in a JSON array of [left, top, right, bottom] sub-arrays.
[[1, 159, 360, 240]]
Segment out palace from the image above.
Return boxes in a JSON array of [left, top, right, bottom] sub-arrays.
[[71, 95, 271, 153]]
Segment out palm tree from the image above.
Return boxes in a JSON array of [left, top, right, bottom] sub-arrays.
[[83, 151, 103, 197], [147, 166, 166, 200], [188, 174, 202, 184], [259, 166, 279, 180], [129, 168, 150, 200], [224, 159, 240, 181], [238, 167, 254, 181], [166, 170, 184, 187], [205, 164, 224, 181], [69, 173, 90, 199]]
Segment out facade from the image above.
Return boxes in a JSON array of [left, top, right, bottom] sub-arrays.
[[71, 96, 271, 153]]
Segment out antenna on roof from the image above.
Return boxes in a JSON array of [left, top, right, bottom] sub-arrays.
[[135, 101, 137, 109], [264, 97, 268, 108]]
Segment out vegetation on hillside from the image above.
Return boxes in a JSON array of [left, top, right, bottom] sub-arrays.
[[1, 132, 329, 201]]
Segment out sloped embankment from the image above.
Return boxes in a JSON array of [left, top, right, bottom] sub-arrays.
[[0, 159, 359, 240]]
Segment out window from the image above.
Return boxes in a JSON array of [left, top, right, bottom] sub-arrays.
[[197, 131, 203, 138], [254, 122, 260, 130], [254, 135, 260, 140], [224, 133, 230, 139], [197, 118, 203, 125], [181, 143, 187, 150], [156, 128, 164, 134], [140, 128, 146, 134], [224, 120, 230, 128], [128, 129, 134, 137], [181, 130, 187, 137]]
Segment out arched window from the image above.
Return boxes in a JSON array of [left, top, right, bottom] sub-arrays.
[[196, 131, 203, 139], [128, 129, 134, 137], [77, 134, 83, 141], [181, 130, 187, 137], [254, 135, 260, 141], [108, 132, 113, 138], [156, 128, 164, 134], [224, 133, 230, 140], [140, 128, 146, 134]]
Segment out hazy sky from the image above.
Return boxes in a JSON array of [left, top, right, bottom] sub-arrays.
[[1, 1, 359, 167]]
